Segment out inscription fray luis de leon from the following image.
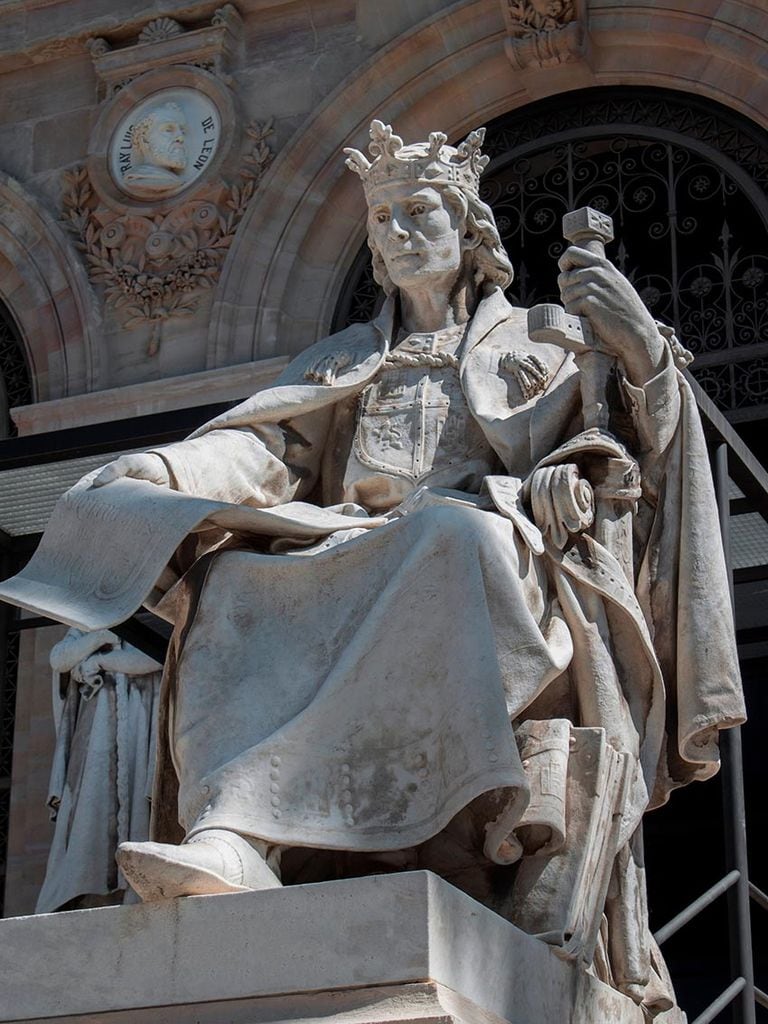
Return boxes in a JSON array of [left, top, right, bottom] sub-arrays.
[[109, 88, 222, 201]]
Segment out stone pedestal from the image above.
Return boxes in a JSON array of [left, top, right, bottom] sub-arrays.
[[0, 871, 677, 1024]]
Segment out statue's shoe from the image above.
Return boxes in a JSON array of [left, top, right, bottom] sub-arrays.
[[116, 830, 282, 901]]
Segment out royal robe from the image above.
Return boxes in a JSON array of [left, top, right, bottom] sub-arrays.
[[144, 286, 744, 867]]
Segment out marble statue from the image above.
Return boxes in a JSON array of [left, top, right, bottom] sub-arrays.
[[5, 120, 744, 1015], [35, 628, 162, 912], [123, 101, 188, 198]]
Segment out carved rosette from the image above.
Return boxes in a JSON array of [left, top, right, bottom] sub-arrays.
[[502, 0, 586, 70], [88, 5, 242, 98], [63, 119, 274, 355]]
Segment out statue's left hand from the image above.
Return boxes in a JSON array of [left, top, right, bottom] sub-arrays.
[[78, 647, 163, 678], [50, 628, 120, 674], [92, 453, 171, 489], [558, 246, 666, 385]]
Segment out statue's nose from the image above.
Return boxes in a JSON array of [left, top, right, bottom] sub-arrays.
[[389, 214, 409, 240]]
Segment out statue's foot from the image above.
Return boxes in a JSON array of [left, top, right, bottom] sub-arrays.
[[116, 829, 282, 902]]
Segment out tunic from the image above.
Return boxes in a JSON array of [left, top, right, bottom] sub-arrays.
[[168, 324, 573, 857]]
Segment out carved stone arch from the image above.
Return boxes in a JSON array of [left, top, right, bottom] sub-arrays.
[[0, 172, 102, 403], [207, 0, 768, 369], [0, 300, 32, 438]]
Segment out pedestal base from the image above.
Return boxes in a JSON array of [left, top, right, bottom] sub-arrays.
[[0, 871, 684, 1024]]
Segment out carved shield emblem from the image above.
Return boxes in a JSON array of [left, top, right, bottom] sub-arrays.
[[354, 366, 484, 480]]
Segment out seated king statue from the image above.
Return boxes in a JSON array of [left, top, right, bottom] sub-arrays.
[[29, 122, 748, 1014]]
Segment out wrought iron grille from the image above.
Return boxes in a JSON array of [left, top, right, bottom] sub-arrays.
[[0, 304, 31, 439], [332, 88, 768, 419]]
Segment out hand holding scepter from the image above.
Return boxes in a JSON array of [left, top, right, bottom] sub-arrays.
[[527, 207, 655, 581]]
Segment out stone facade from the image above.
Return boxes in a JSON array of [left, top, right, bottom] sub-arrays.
[[0, 4, 766, 1020], [2, 0, 768, 415]]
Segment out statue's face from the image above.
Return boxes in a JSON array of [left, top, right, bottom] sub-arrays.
[[367, 183, 465, 291], [142, 107, 187, 171]]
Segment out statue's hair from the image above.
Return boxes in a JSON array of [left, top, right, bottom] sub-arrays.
[[367, 183, 514, 296], [131, 102, 185, 157]]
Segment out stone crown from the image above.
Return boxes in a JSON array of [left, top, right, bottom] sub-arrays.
[[344, 120, 490, 198]]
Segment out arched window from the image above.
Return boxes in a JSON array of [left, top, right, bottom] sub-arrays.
[[0, 303, 31, 439], [333, 87, 768, 420]]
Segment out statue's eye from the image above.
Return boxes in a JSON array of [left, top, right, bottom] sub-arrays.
[[410, 204, 426, 216], [374, 212, 389, 224]]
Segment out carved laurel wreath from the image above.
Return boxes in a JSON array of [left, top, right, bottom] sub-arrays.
[[61, 120, 274, 354]]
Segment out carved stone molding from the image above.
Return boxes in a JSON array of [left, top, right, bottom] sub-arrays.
[[88, 4, 243, 98], [502, 0, 587, 70], [62, 120, 274, 355], [0, 173, 101, 400]]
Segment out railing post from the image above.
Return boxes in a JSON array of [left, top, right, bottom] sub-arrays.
[[0, 544, 12, 918], [713, 442, 756, 1024]]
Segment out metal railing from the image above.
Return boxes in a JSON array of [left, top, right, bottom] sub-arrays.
[[650, 376, 768, 1024]]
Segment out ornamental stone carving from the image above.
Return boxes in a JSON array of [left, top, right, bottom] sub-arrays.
[[62, 119, 272, 354], [62, 62, 273, 354], [505, 0, 576, 34], [502, 0, 587, 69], [88, 5, 242, 99], [137, 18, 184, 45]]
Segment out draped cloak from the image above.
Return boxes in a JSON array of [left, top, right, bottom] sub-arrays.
[[36, 642, 161, 913], [145, 287, 744, 864]]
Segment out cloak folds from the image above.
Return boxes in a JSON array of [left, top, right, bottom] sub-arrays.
[[145, 289, 744, 856]]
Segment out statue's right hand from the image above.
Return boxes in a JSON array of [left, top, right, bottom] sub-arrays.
[[92, 453, 171, 488]]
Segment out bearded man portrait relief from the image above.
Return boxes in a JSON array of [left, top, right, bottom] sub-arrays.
[[123, 101, 188, 198], [7, 120, 745, 1017]]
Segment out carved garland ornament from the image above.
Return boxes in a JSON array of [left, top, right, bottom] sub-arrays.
[[62, 120, 274, 355], [504, 0, 576, 35], [502, 0, 584, 69]]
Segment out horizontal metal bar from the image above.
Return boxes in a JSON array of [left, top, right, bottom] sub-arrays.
[[736, 625, 768, 647], [112, 618, 170, 664], [654, 870, 740, 945], [756, 986, 768, 1010], [690, 977, 746, 1024], [734, 565, 768, 585], [749, 881, 768, 914], [0, 402, 234, 472], [13, 614, 57, 631], [731, 497, 758, 516], [693, 341, 768, 367], [724, 405, 768, 424]]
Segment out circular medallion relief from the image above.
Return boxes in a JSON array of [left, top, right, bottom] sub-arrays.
[[108, 88, 222, 201]]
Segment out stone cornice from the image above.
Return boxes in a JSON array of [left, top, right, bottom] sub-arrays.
[[10, 356, 288, 435], [0, 0, 286, 72]]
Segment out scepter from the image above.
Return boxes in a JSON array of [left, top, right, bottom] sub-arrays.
[[527, 207, 640, 582]]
